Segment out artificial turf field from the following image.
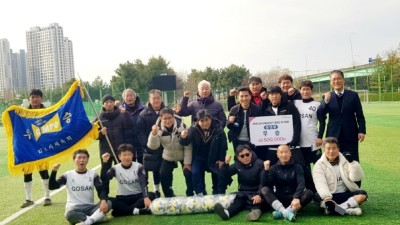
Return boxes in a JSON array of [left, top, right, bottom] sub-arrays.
[[0, 101, 399, 225]]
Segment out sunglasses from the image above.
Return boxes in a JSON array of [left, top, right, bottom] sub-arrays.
[[238, 153, 251, 158]]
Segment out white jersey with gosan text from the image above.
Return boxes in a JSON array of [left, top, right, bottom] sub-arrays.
[[61, 169, 99, 211], [294, 100, 321, 150], [112, 162, 145, 196]]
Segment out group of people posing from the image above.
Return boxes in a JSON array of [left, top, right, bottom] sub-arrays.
[[24, 70, 368, 224]]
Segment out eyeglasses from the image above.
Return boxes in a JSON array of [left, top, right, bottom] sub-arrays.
[[238, 153, 250, 158]]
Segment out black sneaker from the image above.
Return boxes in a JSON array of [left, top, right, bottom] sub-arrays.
[[21, 200, 34, 208], [214, 203, 229, 220], [324, 200, 336, 215], [43, 198, 52, 206], [139, 208, 152, 215], [324, 200, 346, 215], [325, 200, 335, 210]]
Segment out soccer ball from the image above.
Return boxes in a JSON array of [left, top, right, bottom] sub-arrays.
[[203, 195, 216, 212], [167, 197, 184, 214], [150, 198, 168, 215], [193, 197, 206, 213], [217, 195, 230, 208], [217, 194, 236, 208], [181, 197, 194, 214]]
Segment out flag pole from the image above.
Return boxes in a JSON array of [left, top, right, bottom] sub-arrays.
[[76, 75, 119, 163]]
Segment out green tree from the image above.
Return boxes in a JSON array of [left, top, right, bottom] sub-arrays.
[[220, 64, 250, 91], [185, 69, 207, 93], [370, 50, 400, 100], [90, 76, 110, 101], [112, 56, 176, 96]]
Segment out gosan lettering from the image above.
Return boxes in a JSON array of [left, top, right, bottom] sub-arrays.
[[301, 114, 313, 118], [119, 179, 139, 185], [71, 186, 93, 191]]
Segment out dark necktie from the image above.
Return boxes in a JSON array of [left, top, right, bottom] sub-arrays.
[[337, 93, 343, 98]]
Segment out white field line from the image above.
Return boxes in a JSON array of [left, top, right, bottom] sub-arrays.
[[0, 165, 101, 225]]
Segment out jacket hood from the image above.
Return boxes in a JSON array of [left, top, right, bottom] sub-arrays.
[[156, 116, 184, 134]]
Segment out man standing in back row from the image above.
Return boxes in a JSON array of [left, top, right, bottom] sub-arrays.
[[317, 70, 366, 163], [21, 89, 52, 208]]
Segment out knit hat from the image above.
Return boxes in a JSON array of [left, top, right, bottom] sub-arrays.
[[102, 94, 115, 104]]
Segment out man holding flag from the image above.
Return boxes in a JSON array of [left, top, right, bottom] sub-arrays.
[[20, 89, 51, 208], [2, 81, 100, 208], [97, 94, 132, 195]]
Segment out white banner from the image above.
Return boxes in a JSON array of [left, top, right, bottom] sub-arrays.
[[249, 115, 293, 146]]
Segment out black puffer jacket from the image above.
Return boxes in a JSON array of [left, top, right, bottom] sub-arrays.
[[97, 107, 132, 156], [180, 121, 227, 169], [179, 93, 226, 128], [227, 103, 262, 143], [121, 97, 144, 148], [284, 89, 302, 102], [263, 159, 305, 198], [229, 152, 265, 194], [262, 98, 301, 146], [136, 102, 165, 171]]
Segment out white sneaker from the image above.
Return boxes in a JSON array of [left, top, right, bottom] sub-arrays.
[[345, 207, 362, 216]]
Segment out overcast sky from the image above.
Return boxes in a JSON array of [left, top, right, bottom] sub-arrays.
[[1, 0, 399, 83]]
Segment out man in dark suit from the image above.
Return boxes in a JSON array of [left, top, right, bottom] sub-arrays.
[[317, 70, 366, 163]]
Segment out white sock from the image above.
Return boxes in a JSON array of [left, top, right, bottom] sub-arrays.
[[42, 179, 50, 199], [286, 205, 295, 212], [84, 208, 105, 225], [133, 208, 140, 215], [24, 181, 33, 201], [272, 200, 288, 216], [339, 197, 359, 209]]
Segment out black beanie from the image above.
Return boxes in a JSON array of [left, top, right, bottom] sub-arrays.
[[102, 94, 115, 104]]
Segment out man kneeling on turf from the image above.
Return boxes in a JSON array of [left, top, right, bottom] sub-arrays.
[[49, 149, 112, 225], [101, 144, 155, 217], [313, 137, 367, 216], [214, 145, 267, 222]]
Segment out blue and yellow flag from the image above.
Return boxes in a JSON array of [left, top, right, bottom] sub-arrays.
[[2, 81, 99, 175]]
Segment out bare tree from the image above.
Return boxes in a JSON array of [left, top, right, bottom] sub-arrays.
[[256, 66, 292, 88]]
